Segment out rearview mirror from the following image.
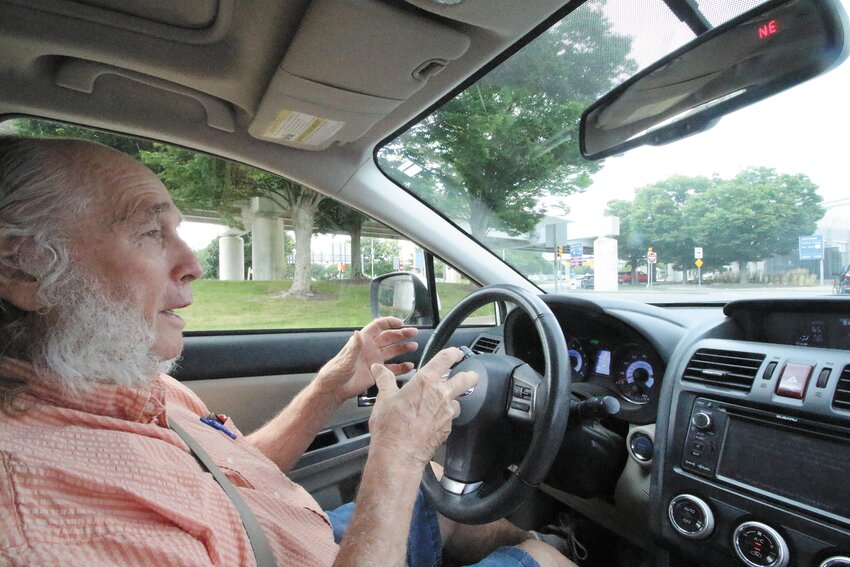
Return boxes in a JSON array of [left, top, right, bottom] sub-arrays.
[[580, 0, 849, 160]]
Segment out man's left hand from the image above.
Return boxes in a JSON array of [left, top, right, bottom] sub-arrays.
[[315, 316, 419, 402]]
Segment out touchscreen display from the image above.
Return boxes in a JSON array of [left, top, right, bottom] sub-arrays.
[[717, 417, 850, 522]]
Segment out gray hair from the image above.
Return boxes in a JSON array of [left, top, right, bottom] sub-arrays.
[[0, 136, 94, 411]]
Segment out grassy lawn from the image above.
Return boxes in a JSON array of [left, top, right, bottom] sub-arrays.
[[181, 280, 481, 331]]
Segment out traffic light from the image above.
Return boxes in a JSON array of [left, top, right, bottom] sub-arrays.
[[557, 246, 563, 256]]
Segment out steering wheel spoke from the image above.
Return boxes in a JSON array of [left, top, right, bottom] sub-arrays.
[[507, 364, 544, 424]]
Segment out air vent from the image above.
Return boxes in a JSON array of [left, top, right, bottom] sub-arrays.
[[471, 336, 501, 355], [682, 348, 766, 392], [833, 365, 850, 411]]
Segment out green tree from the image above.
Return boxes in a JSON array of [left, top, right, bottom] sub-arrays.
[[316, 200, 370, 279], [611, 176, 714, 282], [384, 0, 636, 240], [12, 119, 154, 158], [686, 168, 824, 282]]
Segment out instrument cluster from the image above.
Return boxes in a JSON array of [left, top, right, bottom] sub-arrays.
[[504, 303, 665, 422]]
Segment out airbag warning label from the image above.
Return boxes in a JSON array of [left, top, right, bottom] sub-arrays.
[[263, 109, 344, 146]]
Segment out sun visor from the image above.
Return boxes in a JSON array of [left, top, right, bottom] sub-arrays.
[[249, 0, 469, 150]]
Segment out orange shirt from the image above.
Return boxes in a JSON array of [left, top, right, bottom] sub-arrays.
[[0, 362, 339, 566]]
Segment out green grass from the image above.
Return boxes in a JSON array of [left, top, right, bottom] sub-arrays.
[[181, 280, 483, 331]]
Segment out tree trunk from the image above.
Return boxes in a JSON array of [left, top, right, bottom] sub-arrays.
[[739, 260, 749, 284], [349, 224, 364, 279], [289, 204, 318, 296], [468, 199, 492, 240]]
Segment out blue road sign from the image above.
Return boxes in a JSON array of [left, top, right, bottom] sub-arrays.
[[799, 235, 824, 261], [570, 244, 582, 267]]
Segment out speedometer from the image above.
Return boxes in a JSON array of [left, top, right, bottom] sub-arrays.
[[613, 345, 657, 405], [567, 337, 589, 382]]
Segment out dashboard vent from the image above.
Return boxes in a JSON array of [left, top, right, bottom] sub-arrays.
[[832, 365, 850, 411], [682, 348, 766, 392], [471, 336, 501, 355]]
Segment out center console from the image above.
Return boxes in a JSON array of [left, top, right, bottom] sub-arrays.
[[653, 300, 850, 567]]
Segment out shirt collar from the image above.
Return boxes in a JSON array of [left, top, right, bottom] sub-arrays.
[[1, 357, 168, 424]]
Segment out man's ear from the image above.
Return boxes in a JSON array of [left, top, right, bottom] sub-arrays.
[[0, 238, 42, 312]]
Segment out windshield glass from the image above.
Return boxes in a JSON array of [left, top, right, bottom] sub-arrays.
[[377, 0, 849, 303]]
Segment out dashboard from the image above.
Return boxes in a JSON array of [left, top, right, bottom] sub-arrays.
[[489, 295, 850, 567]]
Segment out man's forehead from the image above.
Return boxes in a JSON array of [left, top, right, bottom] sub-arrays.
[[111, 194, 179, 226]]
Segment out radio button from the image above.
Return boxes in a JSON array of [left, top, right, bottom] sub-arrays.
[[692, 411, 712, 430], [733, 522, 789, 567]]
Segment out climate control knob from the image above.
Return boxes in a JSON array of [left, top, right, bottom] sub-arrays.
[[733, 521, 789, 567], [668, 494, 714, 540], [691, 411, 713, 430]]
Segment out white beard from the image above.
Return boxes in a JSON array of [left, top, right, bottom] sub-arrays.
[[29, 269, 176, 396]]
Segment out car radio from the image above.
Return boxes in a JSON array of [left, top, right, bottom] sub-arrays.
[[680, 397, 850, 527]]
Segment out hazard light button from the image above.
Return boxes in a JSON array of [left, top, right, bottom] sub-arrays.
[[775, 363, 813, 399]]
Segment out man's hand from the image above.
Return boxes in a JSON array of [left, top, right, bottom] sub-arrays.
[[368, 347, 479, 472], [315, 316, 419, 402]]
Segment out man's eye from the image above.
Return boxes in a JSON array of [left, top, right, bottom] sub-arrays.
[[143, 229, 163, 239]]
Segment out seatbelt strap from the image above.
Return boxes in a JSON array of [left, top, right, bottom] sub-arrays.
[[167, 416, 277, 567]]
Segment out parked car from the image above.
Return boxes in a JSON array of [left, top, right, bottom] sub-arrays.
[[617, 271, 648, 284], [2, 0, 849, 565]]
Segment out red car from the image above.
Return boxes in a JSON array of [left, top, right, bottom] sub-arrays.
[[618, 271, 648, 284]]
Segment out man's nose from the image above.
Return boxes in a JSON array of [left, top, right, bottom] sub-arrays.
[[173, 237, 204, 283]]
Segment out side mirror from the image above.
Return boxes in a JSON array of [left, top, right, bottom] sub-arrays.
[[370, 272, 434, 326]]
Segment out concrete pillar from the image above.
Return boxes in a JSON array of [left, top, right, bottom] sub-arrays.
[[251, 216, 286, 280], [444, 265, 462, 283], [594, 236, 619, 292], [219, 236, 245, 281]]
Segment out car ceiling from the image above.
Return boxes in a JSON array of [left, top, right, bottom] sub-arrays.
[[0, 0, 571, 195]]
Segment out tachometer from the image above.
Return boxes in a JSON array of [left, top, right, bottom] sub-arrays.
[[613, 345, 657, 405], [567, 337, 589, 382]]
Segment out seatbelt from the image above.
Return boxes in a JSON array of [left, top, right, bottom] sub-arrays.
[[167, 416, 277, 567]]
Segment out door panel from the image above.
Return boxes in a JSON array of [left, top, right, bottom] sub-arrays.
[[175, 327, 486, 508]]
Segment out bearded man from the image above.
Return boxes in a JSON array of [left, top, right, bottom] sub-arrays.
[[0, 136, 575, 567]]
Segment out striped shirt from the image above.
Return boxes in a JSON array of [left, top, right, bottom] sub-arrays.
[[0, 361, 339, 566]]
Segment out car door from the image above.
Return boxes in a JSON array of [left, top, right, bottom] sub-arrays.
[[176, 322, 489, 510]]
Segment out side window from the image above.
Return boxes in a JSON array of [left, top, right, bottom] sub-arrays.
[[8, 118, 441, 331], [433, 257, 498, 326]]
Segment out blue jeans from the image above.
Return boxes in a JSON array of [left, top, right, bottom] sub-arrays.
[[326, 491, 540, 567]]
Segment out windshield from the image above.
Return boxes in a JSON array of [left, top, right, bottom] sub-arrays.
[[377, 0, 849, 303]]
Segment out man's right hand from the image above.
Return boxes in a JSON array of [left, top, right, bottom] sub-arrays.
[[368, 348, 479, 473]]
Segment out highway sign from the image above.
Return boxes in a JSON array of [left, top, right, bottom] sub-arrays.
[[695, 259, 704, 268], [647, 251, 657, 263], [799, 235, 824, 261], [694, 247, 703, 259]]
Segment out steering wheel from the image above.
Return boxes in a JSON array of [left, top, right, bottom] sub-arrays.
[[419, 284, 571, 524]]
